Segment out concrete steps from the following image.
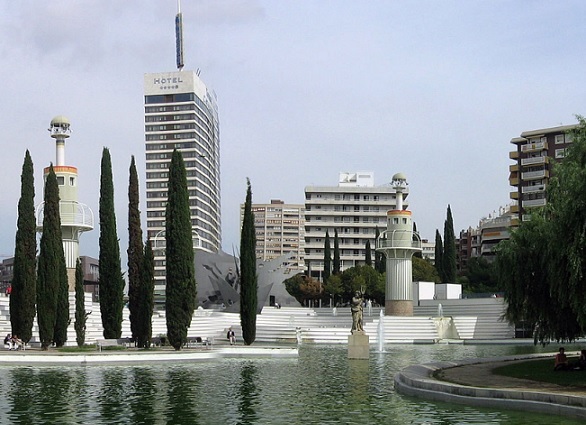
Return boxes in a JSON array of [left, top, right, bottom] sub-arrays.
[[0, 294, 516, 346]]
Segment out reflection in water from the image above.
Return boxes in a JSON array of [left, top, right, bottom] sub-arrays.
[[99, 368, 127, 422], [166, 365, 199, 425], [0, 344, 582, 425], [348, 359, 369, 405], [130, 367, 158, 425], [237, 362, 259, 425], [7, 368, 35, 424]]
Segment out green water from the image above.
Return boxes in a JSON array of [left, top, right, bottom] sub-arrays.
[[0, 344, 582, 424]]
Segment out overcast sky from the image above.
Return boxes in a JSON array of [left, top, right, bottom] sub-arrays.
[[1, 0, 585, 264]]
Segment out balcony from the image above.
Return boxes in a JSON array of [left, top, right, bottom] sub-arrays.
[[510, 204, 519, 213], [509, 164, 519, 172], [522, 198, 547, 208], [509, 151, 519, 160], [509, 176, 519, 186], [521, 169, 548, 180], [521, 156, 547, 166], [510, 191, 519, 200], [521, 140, 547, 152], [521, 184, 545, 194]]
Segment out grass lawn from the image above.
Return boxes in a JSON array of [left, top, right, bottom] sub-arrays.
[[493, 357, 586, 389]]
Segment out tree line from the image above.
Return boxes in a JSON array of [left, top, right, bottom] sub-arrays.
[[9, 147, 260, 349]]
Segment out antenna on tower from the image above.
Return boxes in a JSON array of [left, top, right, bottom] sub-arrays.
[[175, 0, 185, 70]]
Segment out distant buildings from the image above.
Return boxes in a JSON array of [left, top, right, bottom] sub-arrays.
[[304, 172, 406, 279], [458, 123, 577, 273], [244, 200, 305, 274]]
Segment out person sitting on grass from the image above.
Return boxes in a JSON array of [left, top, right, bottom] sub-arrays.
[[554, 347, 569, 371]]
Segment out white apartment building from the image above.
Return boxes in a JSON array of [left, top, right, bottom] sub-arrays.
[[244, 200, 305, 273], [144, 70, 221, 302], [304, 172, 407, 280]]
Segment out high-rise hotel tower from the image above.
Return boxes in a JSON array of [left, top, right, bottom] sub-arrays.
[[144, 5, 221, 301]]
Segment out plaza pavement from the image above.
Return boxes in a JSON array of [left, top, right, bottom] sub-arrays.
[[0, 345, 298, 366], [395, 353, 586, 420]]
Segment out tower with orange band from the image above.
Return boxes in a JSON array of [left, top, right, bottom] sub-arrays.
[[376, 173, 421, 316], [36, 116, 94, 290]]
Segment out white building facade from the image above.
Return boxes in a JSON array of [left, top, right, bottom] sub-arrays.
[[144, 71, 221, 300], [304, 172, 407, 280]]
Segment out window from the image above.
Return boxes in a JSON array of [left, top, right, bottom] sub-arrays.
[[555, 148, 566, 159], [69, 177, 76, 186], [555, 134, 565, 144], [57, 176, 65, 185]]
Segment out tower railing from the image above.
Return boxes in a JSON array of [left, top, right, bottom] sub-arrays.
[[35, 201, 94, 231], [376, 230, 422, 250]]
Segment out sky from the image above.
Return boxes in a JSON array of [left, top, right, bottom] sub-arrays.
[[1, 0, 585, 264]]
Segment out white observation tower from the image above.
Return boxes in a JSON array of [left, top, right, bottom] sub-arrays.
[[376, 173, 422, 316], [36, 116, 94, 290]]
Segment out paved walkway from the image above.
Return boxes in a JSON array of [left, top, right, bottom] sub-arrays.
[[0, 345, 298, 365], [439, 358, 586, 396], [395, 354, 586, 419]]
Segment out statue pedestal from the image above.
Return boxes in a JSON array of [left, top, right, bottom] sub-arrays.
[[348, 331, 369, 360]]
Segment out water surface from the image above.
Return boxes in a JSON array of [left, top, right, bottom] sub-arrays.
[[0, 344, 582, 424]]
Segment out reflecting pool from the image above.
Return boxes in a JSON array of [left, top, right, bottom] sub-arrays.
[[0, 344, 582, 424]]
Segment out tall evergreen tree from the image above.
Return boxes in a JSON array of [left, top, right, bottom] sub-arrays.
[[36, 166, 66, 350], [323, 230, 331, 281], [74, 258, 87, 347], [434, 229, 444, 282], [240, 178, 258, 345], [413, 222, 422, 258], [333, 229, 340, 275], [374, 227, 385, 274], [442, 205, 457, 283], [140, 238, 155, 348], [365, 240, 372, 267], [166, 149, 197, 350], [53, 256, 69, 347], [127, 156, 143, 344], [10, 150, 37, 343], [99, 147, 124, 339]]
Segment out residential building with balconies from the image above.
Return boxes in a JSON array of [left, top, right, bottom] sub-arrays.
[[242, 199, 305, 274], [509, 124, 576, 224], [304, 172, 406, 280]]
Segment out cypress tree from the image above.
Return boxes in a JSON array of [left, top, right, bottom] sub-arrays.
[[53, 255, 69, 347], [333, 229, 340, 275], [375, 227, 385, 274], [240, 178, 257, 345], [413, 222, 422, 258], [36, 166, 65, 350], [127, 156, 143, 344], [365, 240, 372, 267], [323, 230, 331, 281], [141, 238, 155, 348], [443, 205, 457, 283], [435, 229, 444, 282], [99, 147, 124, 339], [74, 258, 87, 347], [166, 149, 196, 350], [10, 150, 37, 343]]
